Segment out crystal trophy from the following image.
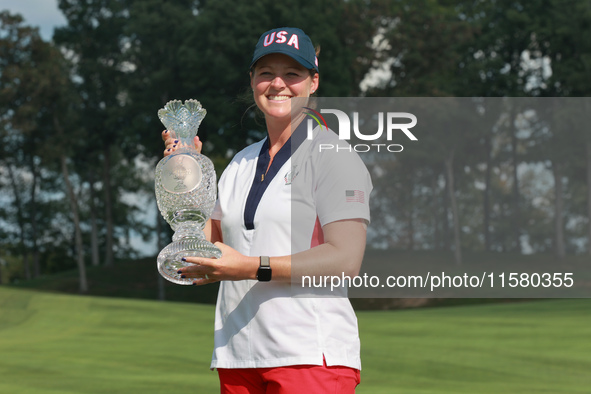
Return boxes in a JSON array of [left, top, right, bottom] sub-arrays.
[[155, 99, 221, 285]]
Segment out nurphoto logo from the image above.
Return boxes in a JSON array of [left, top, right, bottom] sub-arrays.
[[304, 108, 418, 153]]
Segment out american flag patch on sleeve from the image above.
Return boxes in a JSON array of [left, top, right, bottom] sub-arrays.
[[345, 190, 365, 203]]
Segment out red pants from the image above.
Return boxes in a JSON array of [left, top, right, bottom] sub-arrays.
[[218, 359, 360, 394]]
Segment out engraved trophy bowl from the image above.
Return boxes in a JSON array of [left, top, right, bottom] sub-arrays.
[[155, 99, 222, 285]]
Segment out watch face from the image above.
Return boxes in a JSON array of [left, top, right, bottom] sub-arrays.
[[257, 267, 272, 281]]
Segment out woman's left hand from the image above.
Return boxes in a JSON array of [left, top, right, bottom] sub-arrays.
[[178, 242, 259, 286]]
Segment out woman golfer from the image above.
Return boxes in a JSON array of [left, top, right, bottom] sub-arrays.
[[163, 27, 372, 393]]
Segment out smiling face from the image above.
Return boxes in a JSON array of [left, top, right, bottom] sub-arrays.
[[250, 53, 319, 122]]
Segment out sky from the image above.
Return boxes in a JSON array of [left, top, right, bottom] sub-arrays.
[[0, 0, 66, 41]]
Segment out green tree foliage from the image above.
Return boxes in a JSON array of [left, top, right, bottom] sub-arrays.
[[359, 0, 479, 264], [536, 1, 591, 256], [0, 11, 88, 288], [55, 0, 154, 266]]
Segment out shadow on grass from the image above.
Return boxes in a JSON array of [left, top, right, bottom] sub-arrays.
[[10, 256, 220, 305]]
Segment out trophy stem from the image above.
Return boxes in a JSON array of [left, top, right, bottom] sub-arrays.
[[172, 220, 206, 241], [174, 138, 196, 150], [157, 223, 222, 285]]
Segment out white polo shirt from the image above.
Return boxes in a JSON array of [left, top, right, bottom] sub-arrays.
[[210, 124, 372, 370]]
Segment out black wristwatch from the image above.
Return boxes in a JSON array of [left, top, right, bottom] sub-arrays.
[[257, 256, 272, 281]]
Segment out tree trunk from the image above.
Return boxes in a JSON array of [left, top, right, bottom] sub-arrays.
[[126, 227, 131, 249], [156, 204, 166, 301], [442, 168, 451, 251], [407, 165, 414, 251], [552, 161, 566, 261], [88, 171, 100, 267], [30, 160, 40, 277], [61, 155, 88, 293], [586, 140, 591, 257], [510, 108, 522, 253], [158, 89, 169, 299], [103, 146, 114, 266], [431, 172, 440, 250], [7, 164, 31, 279], [483, 134, 492, 252], [445, 152, 462, 266], [54, 115, 88, 292]]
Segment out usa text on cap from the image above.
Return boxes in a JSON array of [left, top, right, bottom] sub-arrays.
[[250, 27, 319, 72]]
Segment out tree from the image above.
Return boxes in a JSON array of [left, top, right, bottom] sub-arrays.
[[363, 0, 477, 264], [537, 0, 591, 256], [0, 12, 41, 279], [456, 0, 544, 253], [0, 11, 88, 289], [54, 0, 133, 267], [524, 0, 591, 258]]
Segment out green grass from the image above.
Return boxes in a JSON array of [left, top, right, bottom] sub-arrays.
[[358, 300, 591, 393], [1, 287, 590, 393], [0, 287, 218, 393]]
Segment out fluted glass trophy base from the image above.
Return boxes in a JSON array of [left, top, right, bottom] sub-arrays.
[[157, 236, 222, 285]]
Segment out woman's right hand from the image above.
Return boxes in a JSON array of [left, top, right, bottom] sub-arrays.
[[161, 130, 203, 156]]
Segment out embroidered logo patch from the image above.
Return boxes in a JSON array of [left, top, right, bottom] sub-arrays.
[[284, 166, 299, 185]]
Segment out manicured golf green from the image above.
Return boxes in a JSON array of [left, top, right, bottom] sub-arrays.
[[357, 300, 591, 393], [1, 287, 590, 393], [0, 288, 218, 393]]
